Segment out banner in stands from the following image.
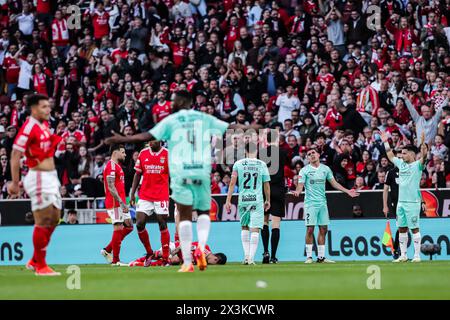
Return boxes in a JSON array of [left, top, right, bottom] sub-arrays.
[[0, 219, 449, 265], [1, 189, 450, 226]]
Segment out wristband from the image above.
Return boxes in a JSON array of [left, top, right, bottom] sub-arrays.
[[384, 142, 390, 150]]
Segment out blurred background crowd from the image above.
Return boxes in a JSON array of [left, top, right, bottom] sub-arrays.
[[0, 0, 449, 201]]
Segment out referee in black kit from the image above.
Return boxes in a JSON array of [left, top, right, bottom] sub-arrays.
[[261, 130, 288, 264], [383, 148, 402, 259]]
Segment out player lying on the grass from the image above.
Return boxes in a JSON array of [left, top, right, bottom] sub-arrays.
[[225, 141, 271, 265], [381, 132, 428, 263], [293, 147, 359, 264], [8, 94, 63, 276], [129, 241, 227, 266], [105, 90, 261, 273], [101, 145, 134, 266], [129, 140, 171, 267]]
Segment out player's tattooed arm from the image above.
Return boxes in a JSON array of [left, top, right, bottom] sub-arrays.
[[105, 131, 156, 145], [107, 175, 128, 212], [129, 172, 142, 206], [225, 172, 238, 212], [380, 131, 395, 163]]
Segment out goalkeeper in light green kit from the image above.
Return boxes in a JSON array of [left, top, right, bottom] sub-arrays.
[[381, 132, 428, 263], [225, 142, 271, 265], [292, 147, 359, 263]]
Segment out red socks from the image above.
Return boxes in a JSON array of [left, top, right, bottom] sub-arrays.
[[32, 225, 56, 269], [138, 228, 153, 255], [105, 240, 113, 253], [111, 229, 123, 263], [161, 228, 170, 260], [121, 226, 133, 239]]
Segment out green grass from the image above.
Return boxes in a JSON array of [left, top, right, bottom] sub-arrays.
[[1, 261, 450, 300]]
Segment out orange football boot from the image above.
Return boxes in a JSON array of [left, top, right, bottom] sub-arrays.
[[194, 247, 207, 271], [177, 264, 194, 273]]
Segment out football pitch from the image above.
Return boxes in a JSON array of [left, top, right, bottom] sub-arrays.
[[1, 261, 450, 300]]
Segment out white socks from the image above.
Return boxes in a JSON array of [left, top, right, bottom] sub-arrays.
[[197, 214, 211, 251], [241, 230, 250, 261], [413, 232, 421, 259], [179, 220, 193, 266], [399, 232, 408, 259], [318, 245, 325, 259], [249, 232, 259, 263], [306, 244, 313, 258]]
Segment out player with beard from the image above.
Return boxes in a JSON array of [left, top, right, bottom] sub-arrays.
[[101, 144, 133, 266], [9, 94, 63, 276]]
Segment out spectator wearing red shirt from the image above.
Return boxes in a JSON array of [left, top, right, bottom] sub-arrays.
[[353, 176, 370, 191], [323, 102, 343, 132], [385, 14, 418, 56], [110, 37, 128, 64], [2, 43, 24, 98], [152, 91, 172, 124], [36, 0, 52, 26], [316, 64, 335, 93], [61, 120, 87, 147], [342, 58, 361, 86], [222, 14, 243, 54], [170, 38, 189, 68]]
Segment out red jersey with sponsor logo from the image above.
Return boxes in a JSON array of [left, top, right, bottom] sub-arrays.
[[173, 241, 211, 264], [61, 129, 87, 144], [13, 117, 62, 169], [134, 147, 169, 202], [152, 101, 171, 122], [316, 73, 335, 92], [92, 11, 110, 40], [186, 79, 197, 92], [103, 160, 126, 209], [110, 48, 128, 64], [172, 44, 188, 67], [3, 56, 20, 84]]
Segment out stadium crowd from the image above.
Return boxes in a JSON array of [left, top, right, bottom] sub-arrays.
[[0, 0, 449, 200]]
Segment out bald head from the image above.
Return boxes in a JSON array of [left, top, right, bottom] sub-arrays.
[[421, 105, 432, 120]]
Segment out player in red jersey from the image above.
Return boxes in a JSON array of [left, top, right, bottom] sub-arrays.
[[152, 91, 172, 124], [100, 144, 134, 266], [170, 241, 227, 266], [129, 241, 227, 267], [8, 94, 63, 276], [130, 140, 170, 266]]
